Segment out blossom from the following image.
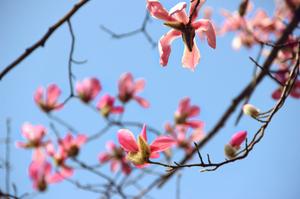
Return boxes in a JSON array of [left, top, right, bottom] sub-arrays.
[[76, 77, 101, 103], [224, 131, 247, 159], [46, 142, 73, 179], [16, 123, 48, 161], [174, 97, 203, 128], [34, 84, 63, 112], [172, 125, 204, 154], [59, 133, 87, 157], [97, 94, 124, 117], [118, 73, 149, 108], [98, 141, 131, 175], [117, 124, 175, 167], [147, 0, 216, 70], [29, 160, 63, 191], [272, 71, 300, 100]]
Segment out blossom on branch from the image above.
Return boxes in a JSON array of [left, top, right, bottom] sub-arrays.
[[59, 133, 87, 157], [97, 94, 124, 117], [98, 141, 131, 175], [76, 77, 101, 103], [147, 0, 216, 70], [117, 124, 175, 167], [118, 72, 149, 108], [174, 97, 203, 128], [34, 84, 63, 113], [29, 160, 64, 192]]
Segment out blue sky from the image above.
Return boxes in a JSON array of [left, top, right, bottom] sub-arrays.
[[0, 0, 300, 198]]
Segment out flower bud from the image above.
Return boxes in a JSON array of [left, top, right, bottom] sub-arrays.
[[243, 104, 260, 118], [224, 144, 237, 159]]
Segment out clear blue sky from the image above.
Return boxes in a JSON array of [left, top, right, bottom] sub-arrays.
[[1, 0, 300, 198]]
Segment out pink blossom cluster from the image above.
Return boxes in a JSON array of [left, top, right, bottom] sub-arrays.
[[16, 123, 87, 191]]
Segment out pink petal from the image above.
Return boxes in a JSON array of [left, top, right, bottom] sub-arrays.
[[182, 42, 201, 71], [188, 106, 200, 117], [118, 73, 134, 98], [75, 134, 87, 147], [146, 0, 175, 21], [190, 128, 205, 142], [32, 148, 45, 162], [89, 78, 102, 99], [134, 79, 145, 94], [99, 153, 111, 163], [111, 106, 124, 114], [46, 84, 61, 106], [272, 88, 282, 100], [193, 19, 216, 49], [34, 87, 44, 104], [97, 94, 115, 109], [105, 141, 116, 151], [229, 131, 247, 147], [169, 2, 189, 24], [158, 29, 181, 66], [15, 141, 27, 148], [186, 120, 204, 129], [177, 97, 190, 114], [110, 160, 120, 173], [140, 124, 148, 142], [60, 166, 73, 178], [189, 0, 206, 22], [134, 96, 150, 108], [47, 173, 64, 183], [150, 152, 160, 159], [121, 161, 131, 175], [135, 163, 149, 168], [150, 136, 175, 153], [117, 129, 139, 152]]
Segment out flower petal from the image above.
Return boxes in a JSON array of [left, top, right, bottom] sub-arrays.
[[189, 0, 206, 22], [182, 42, 201, 71], [159, 29, 181, 66], [147, 0, 174, 21], [117, 129, 138, 152], [46, 84, 61, 105], [134, 96, 150, 108], [169, 2, 188, 24], [193, 19, 216, 49], [99, 153, 111, 163], [150, 136, 175, 153]]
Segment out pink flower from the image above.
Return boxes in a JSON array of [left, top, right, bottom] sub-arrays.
[[59, 133, 87, 157], [34, 84, 63, 113], [16, 123, 48, 162], [174, 97, 203, 128], [17, 123, 47, 148], [76, 77, 101, 103], [29, 160, 64, 191], [46, 142, 73, 179], [118, 73, 150, 108], [229, 130, 247, 148], [117, 124, 175, 167], [98, 141, 131, 175], [172, 125, 205, 154], [97, 94, 124, 117], [224, 131, 247, 159], [147, 0, 216, 70]]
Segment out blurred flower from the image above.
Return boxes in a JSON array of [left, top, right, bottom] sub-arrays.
[[174, 97, 203, 128], [76, 77, 101, 103], [34, 84, 63, 113], [59, 133, 87, 157], [147, 0, 216, 70], [172, 125, 205, 154], [97, 94, 124, 117], [16, 123, 48, 161], [29, 160, 63, 191], [118, 72, 149, 108], [46, 142, 73, 180], [117, 124, 175, 167], [98, 141, 131, 175]]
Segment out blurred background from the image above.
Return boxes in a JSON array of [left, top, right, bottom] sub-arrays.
[[0, 0, 299, 198]]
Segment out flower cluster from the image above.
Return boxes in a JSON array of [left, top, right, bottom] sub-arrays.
[[17, 123, 87, 191]]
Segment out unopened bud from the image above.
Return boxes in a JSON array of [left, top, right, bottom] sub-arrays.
[[224, 144, 237, 159], [243, 104, 260, 118]]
